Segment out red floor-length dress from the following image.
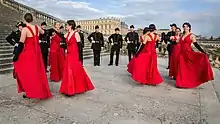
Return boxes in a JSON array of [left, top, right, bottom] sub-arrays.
[[169, 36, 181, 78], [49, 33, 65, 82], [128, 34, 163, 85], [59, 31, 94, 95], [14, 26, 52, 99], [176, 34, 214, 88], [127, 36, 144, 74]]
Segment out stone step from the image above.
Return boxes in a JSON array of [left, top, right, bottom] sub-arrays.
[[0, 53, 13, 58], [83, 51, 93, 56], [83, 49, 92, 53], [84, 44, 91, 47], [0, 67, 13, 74], [0, 62, 13, 69], [0, 45, 14, 49], [0, 49, 13, 54], [0, 57, 12, 64], [0, 42, 11, 46], [0, 34, 9, 37], [0, 37, 7, 41], [83, 46, 91, 49]]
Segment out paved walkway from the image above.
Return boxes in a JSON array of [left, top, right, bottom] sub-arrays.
[[0, 56, 220, 124]]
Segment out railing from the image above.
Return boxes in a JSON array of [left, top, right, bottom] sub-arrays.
[[0, 0, 65, 26]]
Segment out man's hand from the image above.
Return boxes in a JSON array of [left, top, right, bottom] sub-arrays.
[[111, 43, 114, 45], [92, 40, 95, 43], [127, 41, 130, 43]]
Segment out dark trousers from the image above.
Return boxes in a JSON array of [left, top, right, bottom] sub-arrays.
[[128, 49, 136, 61], [40, 43, 48, 71], [93, 49, 101, 66], [78, 43, 83, 64], [167, 44, 173, 68], [109, 45, 120, 65]]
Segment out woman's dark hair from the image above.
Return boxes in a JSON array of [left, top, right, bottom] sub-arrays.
[[148, 24, 156, 32], [182, 22, 191, 32], [143, 27, 149, 35], [24, 13, 33, 23], [67, 20, 76, 30]]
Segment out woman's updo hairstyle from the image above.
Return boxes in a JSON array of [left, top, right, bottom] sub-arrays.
[[67, 20, 76, 30], [24, 13, 33, 23]]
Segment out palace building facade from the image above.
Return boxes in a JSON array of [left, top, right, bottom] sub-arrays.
[[136, 28, 170, 36], [75, 17, 128, 36]]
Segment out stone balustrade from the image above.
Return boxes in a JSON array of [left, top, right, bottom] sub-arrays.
[[0, 0, 65, 26]]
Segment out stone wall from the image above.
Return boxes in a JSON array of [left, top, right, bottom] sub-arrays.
[[0, 0, 65, 27]]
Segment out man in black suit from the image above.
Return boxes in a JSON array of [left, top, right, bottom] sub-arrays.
[[6, 21, 26, 78], [87, 25, 104, 66], [76, 25, 84, 65], [39, 22, 50, 72], [6, 21, 26, 46], [125, 25, 139, 61], [108, 28, 123, 66], [165, 23, 177, 69]]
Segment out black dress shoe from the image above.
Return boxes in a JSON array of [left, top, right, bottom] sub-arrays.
[[108, 64, 113, 66], [115, 64, 118, 66], [22, 94, 30, 99], [65, 94, 73, 97]]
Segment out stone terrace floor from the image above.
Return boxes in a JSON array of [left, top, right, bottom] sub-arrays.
[[0, 56, 220, 124]]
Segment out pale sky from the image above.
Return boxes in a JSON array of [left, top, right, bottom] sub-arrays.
[[16, 0, 220, 37]]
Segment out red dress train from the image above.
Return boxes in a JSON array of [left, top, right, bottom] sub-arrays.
[[127, 34, 163, 85], [176, 34, 214, 88], [59, 32, 94, 95], [127, 35, 144, 74], [169, 36, 181, 78], [14, 26, 52, 99], [49, 33, 65, 82]]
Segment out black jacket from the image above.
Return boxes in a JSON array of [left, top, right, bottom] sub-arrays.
[[88, 32, 104, 50], [78, 31, 84, 48], [108, 33, 123, 48], [6, 30, 21, 46], [125, 31, 139, 50], [39, 29, 51, 49], [164, 31, 176, 44]]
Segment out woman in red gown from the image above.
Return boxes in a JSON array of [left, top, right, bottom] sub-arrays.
[[59, 20, 94, 96], [169, 28, 181, 79], [176, 22, 214, 88], [49, 22, 65, 82], [13, 13, 52, 99], [127, 27, 149, 74], [128, 24, 163, 85]]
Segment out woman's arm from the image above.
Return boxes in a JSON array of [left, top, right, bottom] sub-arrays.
[[75, 32, 81, 42], [191, 34, 206, 54], [38, 26, 44, 34]]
